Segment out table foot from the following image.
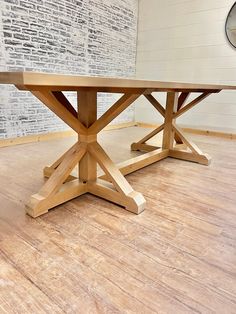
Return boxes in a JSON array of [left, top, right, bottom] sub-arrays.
[[88, 141, 146, 214], [26, 141, 87, 217], [26, 179, 87, 218], [26, 140, 148, 217], [169, 124, 211, 165], [88, 179, 146, 214], [169, 149, 211, 165]]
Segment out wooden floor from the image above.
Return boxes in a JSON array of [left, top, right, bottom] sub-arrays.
[[0, 127, 236, 314]]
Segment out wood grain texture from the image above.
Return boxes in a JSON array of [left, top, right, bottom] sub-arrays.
[[135, 91, 213, 166], [0, 126, 236, 313], [0, 72, 236, 92]]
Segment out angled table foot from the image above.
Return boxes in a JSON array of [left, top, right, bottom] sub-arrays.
[[26, 179, 88, 218], [27, 138, 147, 217], [169, 123, 212, 165], [168, 149, 211, 165], [88, 179, 146, 214], [88, 141, 146, 214], [26, 141, 87, 217]]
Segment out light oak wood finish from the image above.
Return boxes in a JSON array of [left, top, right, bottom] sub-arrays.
[[100, 148, 169, 179], [162, 92, 179, 149], [88, 93, 142, 134], [28, 89, 145, 217], [173, 92, 212, 119], [1, 71, 235, 91], [132, 91, 215, 166], [0, 71, 236, 217], [78, 90, 98, 183], [0, 127, 236, 313], [175, 92, 190, 144]]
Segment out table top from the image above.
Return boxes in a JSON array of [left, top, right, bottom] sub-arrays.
[[0, 71, 236, 93]]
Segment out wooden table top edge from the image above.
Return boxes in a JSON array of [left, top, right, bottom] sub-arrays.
[[0, 71, 236, 91]]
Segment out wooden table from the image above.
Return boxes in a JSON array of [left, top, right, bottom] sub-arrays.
[[0, 72, 235, 218]]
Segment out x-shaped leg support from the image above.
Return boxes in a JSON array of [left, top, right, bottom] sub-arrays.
[[26, 89, 146, 217], [131, 90, 219, 165]]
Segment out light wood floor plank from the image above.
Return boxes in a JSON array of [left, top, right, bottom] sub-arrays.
[[0, 127, 236, 313]]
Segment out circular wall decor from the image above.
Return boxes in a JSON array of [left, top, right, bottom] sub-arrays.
[[226, 2, 236, 48]]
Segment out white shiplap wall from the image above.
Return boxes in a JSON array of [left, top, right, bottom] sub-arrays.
[[135, 0, 236, 132]]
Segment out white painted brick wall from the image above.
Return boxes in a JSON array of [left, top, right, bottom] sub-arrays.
[[0, 0, 138, 138]]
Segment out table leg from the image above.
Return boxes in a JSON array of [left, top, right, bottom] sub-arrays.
[[26, 141, 88, 217], [26, 89, 146, 217], [131, 91, 214, 166]]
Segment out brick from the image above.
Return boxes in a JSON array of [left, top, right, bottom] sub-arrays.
[[3, 32, 12, 38], [13, 20, 29, 27], [4, 0, 19, 4], [13, 33, 30, 40], [23, 42, 37, 48], [28, 9, 45, 18], [30, 23, 45, 31], [10, 5, 29, 14], [47, 28, 60, 35], [59, 31, 70, 38], [4, 39, 21, 45], [19, 1, 36, 9], [44, 2, 58, 10], [31, 37, 46, 44], [31, 49, 47, 56], [39, 32, 53, 39], [3, 25, 21, 32], [36, 5, 49, 14], [59, 19, 72, 27], [24, 55, 39, 61], [39, 44, 53, 51], [48, 15, 59, 23], [53, 47, 66, 53], [22, 28, 37, 35], [46, 40, 57, 46]]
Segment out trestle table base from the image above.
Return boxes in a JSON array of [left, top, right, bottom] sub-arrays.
[[26, 89, 216, 217]]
